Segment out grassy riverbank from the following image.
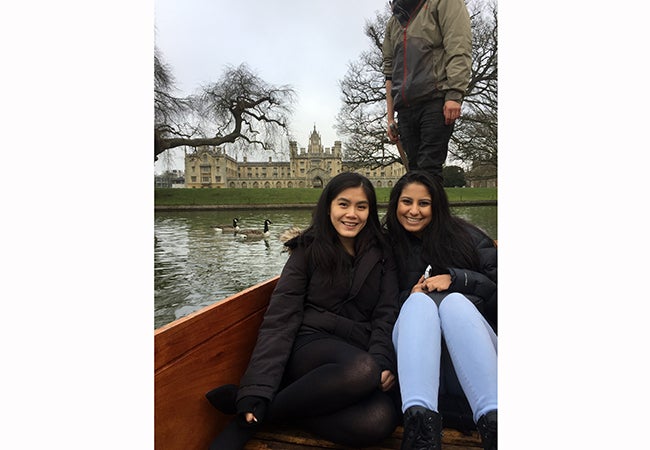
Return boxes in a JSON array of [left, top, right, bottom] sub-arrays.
[[155, 187, 497, 206]]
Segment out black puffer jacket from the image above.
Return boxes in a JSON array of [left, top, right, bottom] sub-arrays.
[[236, 242, 399, 403], [395, 225, 497, 330]]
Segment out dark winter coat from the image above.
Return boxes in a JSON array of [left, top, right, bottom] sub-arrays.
[[395, 224, 497, 329], [236, 242, 400, 403]]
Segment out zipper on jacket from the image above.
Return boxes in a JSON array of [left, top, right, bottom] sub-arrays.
[[399, 0, 425, 108], [401, 27, 409, 107]]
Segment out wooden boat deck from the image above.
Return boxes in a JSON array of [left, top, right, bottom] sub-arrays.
[[245, 425, 481, 449], [155, 276, 483, 449]]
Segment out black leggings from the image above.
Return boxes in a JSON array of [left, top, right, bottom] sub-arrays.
[[268, 336, 399, 447]]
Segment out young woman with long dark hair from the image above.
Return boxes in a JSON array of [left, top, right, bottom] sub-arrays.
[[205, 172, 400, 449], [384, 170, 498, 450]]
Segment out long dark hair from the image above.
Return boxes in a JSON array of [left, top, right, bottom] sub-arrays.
[[383, 171, 484, 274], [287, 172, 384, 283]]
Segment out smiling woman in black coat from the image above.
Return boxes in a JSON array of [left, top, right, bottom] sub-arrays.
[[383, 171, 498, 450], [205, 172, 400, 450]]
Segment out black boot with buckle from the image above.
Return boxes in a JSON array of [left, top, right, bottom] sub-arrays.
[[476, 409, 497, 450], [401, 406, 442, 450]]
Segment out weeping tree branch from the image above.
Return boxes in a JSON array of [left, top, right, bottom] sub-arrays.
[[154, 59, 296, 161]]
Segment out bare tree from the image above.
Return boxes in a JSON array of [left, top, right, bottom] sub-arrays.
[[154, 48, 190, 161], [451, 2, 498, 169], [154, 52, 296, 162], [336, 0, 497, 170], [336, 5, 395, 169]]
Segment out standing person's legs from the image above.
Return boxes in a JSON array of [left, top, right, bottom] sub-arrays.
[[396, 106, 421, 172], [418, 98, 454, 183], [397, 98, 453, 183]]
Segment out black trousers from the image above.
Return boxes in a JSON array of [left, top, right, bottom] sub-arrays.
[[397, 97, 455, 182]]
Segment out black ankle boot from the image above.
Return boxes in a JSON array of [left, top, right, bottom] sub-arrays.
[[401, 406, 442, 450], [205, 384, 238, 415], [476, 410, 497, 450]]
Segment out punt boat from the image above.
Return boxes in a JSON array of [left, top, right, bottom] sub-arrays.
[[155, 276, 484, 449]]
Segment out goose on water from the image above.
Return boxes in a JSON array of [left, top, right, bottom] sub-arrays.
[[214, 218, 240, 233], [238, 219, 272, 239]]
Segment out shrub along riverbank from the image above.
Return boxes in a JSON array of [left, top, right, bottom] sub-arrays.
[[155, 187, 497, 207]]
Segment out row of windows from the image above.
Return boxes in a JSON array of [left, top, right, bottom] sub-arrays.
[[193, 168, 396, 181], [189, 155, 403, 184], [193, 161, 341, 174], [193, 166, 396, 178], [238, 172, 291, 178], [189, 176, 396, 188]]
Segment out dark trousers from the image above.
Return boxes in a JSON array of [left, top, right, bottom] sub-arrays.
[[397, 97, 454, 182]]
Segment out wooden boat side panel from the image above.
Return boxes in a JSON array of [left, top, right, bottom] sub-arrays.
[[155, 276, 279, 371], [155, 277, 279, 450]]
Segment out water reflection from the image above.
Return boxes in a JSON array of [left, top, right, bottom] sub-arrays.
[[453, 206, 498, 238], [154, 206, 496, 329]]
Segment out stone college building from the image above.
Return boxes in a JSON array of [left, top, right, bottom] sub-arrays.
[[184, 126, 406, 189]]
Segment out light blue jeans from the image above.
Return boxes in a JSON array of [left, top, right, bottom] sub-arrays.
[[392, 292, 497, 423]]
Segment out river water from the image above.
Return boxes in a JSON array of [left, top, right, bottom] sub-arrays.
[[154, 206, 497, 329]]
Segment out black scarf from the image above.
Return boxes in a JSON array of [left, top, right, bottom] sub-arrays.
[[391, 0, 424, 26]]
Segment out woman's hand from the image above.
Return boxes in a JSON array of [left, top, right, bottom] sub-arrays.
[[237, 396, 267, 424], [380, 370, 395, 391], [423, 274, 452, 292], [411, 274, 452, 293], [410, 275, 428, 293]]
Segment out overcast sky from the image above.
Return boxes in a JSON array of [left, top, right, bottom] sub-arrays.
[[5, 3, 650, 445], [154, 0, 390, 173]]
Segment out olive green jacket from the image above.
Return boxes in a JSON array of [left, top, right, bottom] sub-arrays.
[[382, 0, 472, 110]]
